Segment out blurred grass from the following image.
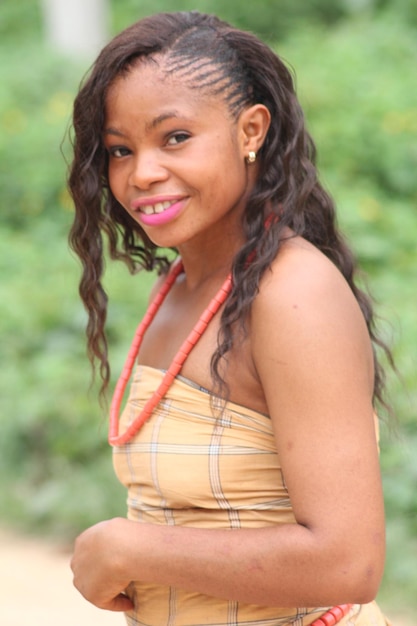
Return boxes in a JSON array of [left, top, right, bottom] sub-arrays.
[[0, 0, 416, 618]]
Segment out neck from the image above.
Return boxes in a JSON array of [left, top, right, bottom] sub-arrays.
[[178, 237, 243, 289], [176, 209, 246, 288]]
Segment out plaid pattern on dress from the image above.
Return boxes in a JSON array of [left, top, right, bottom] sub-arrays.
[[113, 366, 390, 626]]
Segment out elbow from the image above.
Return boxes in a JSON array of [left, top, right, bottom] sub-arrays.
[[355, 565, 384, 605], [331, 552, 385, 605], [347, 576, 381, 605], [314, 530, 385, 606]]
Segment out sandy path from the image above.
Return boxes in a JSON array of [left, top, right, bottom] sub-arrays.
[[0, 527, 413, 626], [0, 528, 123, 626]]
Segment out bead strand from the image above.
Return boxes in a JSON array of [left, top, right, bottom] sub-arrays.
[[109, 261, 232, 446], [310, 604, 353, 626], [109, 258, 184, 444]]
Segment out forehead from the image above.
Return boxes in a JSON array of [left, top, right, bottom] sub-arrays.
[[105, 56, 234, 124]]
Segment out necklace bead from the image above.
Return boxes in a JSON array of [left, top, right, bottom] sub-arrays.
[[109, 258, 232, 445]]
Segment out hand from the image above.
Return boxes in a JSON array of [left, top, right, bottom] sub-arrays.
[[70, 517, 135, 612]]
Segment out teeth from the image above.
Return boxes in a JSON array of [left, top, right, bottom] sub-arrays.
[[141, 200, 175, 215]]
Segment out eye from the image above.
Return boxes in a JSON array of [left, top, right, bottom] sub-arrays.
[[108, 146, 131, 158], [166, 132, 190, 146]]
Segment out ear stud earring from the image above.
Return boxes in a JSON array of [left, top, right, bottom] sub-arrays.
[[246, 151, 257, 164]]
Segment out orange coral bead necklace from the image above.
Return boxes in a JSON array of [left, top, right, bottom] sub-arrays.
[[109, 258, 233, 446]]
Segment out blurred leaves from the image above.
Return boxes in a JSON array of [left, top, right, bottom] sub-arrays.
[[0, 0, 416, 613], [0, 46, 79, 228], [111, 0, 349, 41]]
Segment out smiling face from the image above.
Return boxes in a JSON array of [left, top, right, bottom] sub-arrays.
[[103, 57, 267, 254]]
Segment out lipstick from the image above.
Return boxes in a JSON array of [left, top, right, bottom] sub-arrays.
[[131, 196, 187, 227]]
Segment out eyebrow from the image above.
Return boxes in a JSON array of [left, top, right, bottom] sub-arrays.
[[145, 111, 183, 131], [103, 127, 126, 138], [103, 111, 188, 137]]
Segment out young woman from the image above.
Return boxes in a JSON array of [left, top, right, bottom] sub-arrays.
[[68, 11, 392, 625]]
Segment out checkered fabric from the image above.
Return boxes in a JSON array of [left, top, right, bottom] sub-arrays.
[[113, 365, 390, 626]]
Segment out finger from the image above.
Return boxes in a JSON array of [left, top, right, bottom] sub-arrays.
[[105, 593, 135, 612]]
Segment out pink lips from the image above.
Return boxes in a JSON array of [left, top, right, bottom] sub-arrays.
[[131, 197, 187, 227]]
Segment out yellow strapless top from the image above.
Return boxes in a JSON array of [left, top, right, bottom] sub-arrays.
[[113, 365, 389, 626]]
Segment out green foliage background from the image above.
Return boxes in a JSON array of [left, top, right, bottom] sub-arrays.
[[0, 0, 416, 618]]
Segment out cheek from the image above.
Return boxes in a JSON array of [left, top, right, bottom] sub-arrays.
[[214, 158, 248, 201], [107, 166, 125, 202], [107, 163, 116, 188], [205, 147, 246, 191]]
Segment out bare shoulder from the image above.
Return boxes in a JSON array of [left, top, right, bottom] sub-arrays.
[[253, 234, 370, 345], [251, 233, 375, 405], [257, 234, 355, 306]]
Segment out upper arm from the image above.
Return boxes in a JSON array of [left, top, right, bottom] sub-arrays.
[[251, 245, 385, 567]]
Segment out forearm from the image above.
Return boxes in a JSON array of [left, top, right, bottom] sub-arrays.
[[119, 519, 381, 607]]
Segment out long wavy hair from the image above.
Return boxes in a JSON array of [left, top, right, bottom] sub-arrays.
[[68, 11, 391, 412]]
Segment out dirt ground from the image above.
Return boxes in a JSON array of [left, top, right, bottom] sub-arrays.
[[0, 528, 123, 626], [0, 527, 413, 626]]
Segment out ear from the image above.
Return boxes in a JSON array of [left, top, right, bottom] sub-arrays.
[[238, 104, 271, 158]]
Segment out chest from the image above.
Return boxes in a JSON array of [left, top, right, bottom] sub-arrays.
[[137, 279, 267, 415]]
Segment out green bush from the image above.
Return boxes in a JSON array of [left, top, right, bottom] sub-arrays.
[[0, 0, 42, 43], [0, 0, 416, 616], [0, 48, 80, 228], [111, 0, 349, 41], [111, 0, 417, 39]]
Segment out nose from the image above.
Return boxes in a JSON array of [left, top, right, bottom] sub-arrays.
[[128, 150, 169, 190]]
